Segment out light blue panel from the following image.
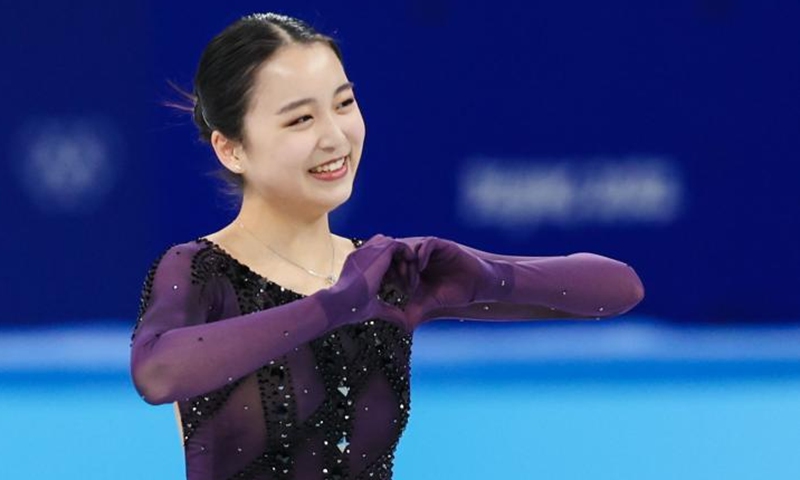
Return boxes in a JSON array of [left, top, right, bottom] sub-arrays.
[[0, 380, 183, 479], [395, 380, 800, 480], [3, 376, 800, 479]]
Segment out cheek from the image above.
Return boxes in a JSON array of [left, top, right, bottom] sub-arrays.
[[344, 111, 366, 145], [265, 133, 316, 165]]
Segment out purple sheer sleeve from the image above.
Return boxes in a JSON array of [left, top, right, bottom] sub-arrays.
[[395, 236, 645, 329], [130, 233, 414, 405]]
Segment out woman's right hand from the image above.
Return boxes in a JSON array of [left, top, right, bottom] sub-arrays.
[[315, 234, 418, 330]]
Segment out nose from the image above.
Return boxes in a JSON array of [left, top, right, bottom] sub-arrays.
[[316, 111, 348, 151]]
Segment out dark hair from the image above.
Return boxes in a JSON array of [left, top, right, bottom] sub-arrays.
[[166, 12, 344, 208]]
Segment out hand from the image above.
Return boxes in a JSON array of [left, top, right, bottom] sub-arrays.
[[320, 234, 418, 329], [396, 236, 502, 325]]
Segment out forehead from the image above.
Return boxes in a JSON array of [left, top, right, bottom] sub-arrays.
[[249, 43, 347, 109]]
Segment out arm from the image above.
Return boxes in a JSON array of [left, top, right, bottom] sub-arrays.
[[396, 236, 645, 329], [130, 234, 412, 405]]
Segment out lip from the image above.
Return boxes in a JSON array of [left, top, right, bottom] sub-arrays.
[[310, 155, 349, 170], [308, 155, 349, 181]]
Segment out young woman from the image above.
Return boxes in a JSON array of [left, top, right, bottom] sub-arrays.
[[130, 12, 645, 480]]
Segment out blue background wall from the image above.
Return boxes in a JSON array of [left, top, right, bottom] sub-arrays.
[[3, 1, 798, 325]]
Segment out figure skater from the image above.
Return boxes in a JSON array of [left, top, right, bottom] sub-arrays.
[[130, 12, 645, 480]]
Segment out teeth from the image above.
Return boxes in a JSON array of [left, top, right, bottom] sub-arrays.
[[310, 156, 347, 173]]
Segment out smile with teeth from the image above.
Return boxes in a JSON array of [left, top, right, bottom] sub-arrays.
[[309, 155, 349, 173]]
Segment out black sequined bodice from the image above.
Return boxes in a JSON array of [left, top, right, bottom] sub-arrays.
[[133, 237, 414, 480]]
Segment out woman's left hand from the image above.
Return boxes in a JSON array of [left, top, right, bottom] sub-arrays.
[[394, 236, 505, 327]]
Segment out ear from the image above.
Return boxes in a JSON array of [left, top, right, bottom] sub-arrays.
[[210, 130, 246, 174]]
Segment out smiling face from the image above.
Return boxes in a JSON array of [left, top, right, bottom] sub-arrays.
[[232, 41, 366, 215]]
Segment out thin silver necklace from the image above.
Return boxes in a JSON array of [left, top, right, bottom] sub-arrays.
[[235, 221, 338, 285]]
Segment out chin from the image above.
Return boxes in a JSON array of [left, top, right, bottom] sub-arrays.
[[314, 186, 354, 214]]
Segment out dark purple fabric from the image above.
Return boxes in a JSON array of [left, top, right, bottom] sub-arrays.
[[130, 233, 644, 479], [396, 236, 645, 327]]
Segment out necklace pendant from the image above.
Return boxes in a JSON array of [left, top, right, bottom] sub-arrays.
[[325, 275, 336, 285]]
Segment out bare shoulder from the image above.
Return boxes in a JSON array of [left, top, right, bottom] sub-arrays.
[[333, 234, 360, 254], [199, 228, 231, 245]]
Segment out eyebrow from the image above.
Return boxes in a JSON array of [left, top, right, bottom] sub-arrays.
[[275, 81, 355, 115]]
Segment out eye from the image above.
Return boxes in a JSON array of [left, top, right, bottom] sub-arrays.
[[337, 97, 355, 110], [288, 115, 313, 126]]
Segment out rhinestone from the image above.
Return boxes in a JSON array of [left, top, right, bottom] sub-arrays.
[[228, 377, 233, 382], [172, 285, 178, 290], [283, 331, 289, 336], [338, 385, 350, 397], [501, 279, 506, 286], [483, 305, 489, 310], [562, 289, 567, 295], [337, 436, 350, 453], [352, 307, 357, 312], [598, 306, 605, 312], [237, 447, 243, 453]]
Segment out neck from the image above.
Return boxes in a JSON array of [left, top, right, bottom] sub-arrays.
[[233, 190, 335, 273]]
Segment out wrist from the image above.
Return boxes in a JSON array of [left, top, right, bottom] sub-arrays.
[[314, 278, 369, 328]]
